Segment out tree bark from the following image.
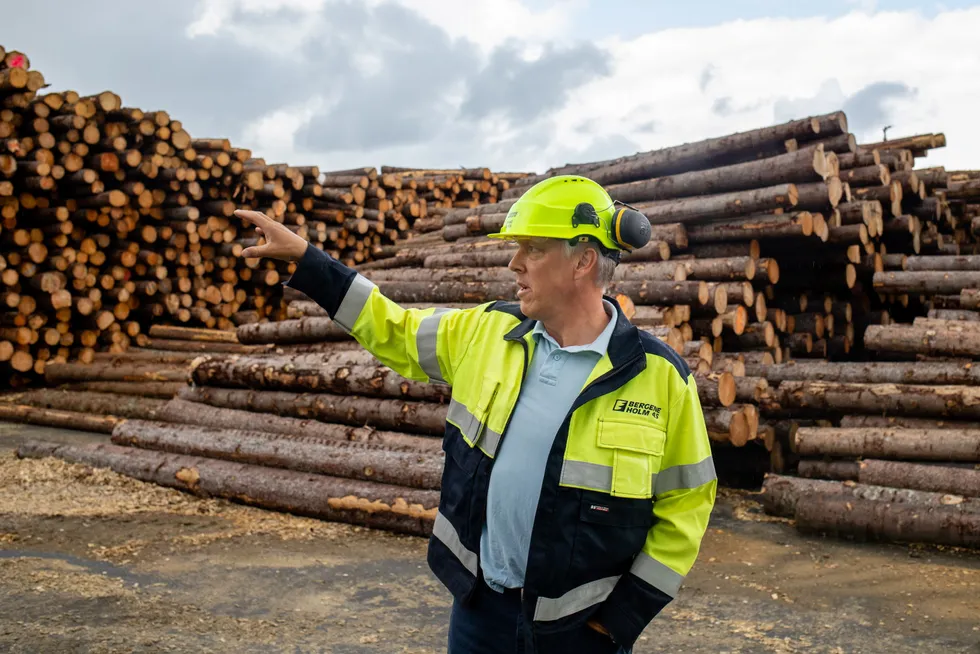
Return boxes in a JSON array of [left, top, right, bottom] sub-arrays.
[[839, 415, 980, 430], [145, 338, 274, 354], [190, 355, 450, 402], [745, 361, 980, 385], [56, 381, 185, 399], [7, 389, 168, 419], [44, 361, 189, 384], [634, 185, 798, 225], [675, 257, 755, 281], [760, 474, 980, 519], [111, 420, 444, 490], [963, 289, 980, 311], [604, 148, 828, 203], [905, 255, 980, 272], [619, 240, 672, 263], [519, 112, 844, 186], [0, 403, 122, 434], [16, 440, 438, 537], [928, 309, 980, 322], [236, 317, 351, 344], [685, 212, 812, 242], [864, 324, 980, 358], [794, 496, 980, 549], [423, 250, 517, 269], [795, 426, 980, 460], [764, 380, 980, 419], [597, 281, 714, 307], [157, 398, 442, 454], [694, 372, 736, 407], [872, 456, 980, 494], [147, 325, 239, 343], [177, 386, 448, 435]]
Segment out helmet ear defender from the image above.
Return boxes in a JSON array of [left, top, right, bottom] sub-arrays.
[[570, 200, 651, 253]]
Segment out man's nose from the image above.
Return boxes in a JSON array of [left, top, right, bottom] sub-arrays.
[[508, 249, 524, 272]]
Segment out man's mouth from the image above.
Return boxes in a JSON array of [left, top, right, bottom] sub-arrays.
[[516, 282, 530, 297]]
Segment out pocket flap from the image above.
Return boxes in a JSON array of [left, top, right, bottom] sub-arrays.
[[597, 418, 666, 456]]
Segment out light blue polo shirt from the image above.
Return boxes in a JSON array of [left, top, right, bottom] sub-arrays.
[[480, 300, 618, 592]]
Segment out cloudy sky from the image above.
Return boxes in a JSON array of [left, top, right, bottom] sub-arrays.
[[4, 0, 980, 174]]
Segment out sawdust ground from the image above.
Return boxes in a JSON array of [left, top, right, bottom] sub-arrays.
[[1, 424, 980, 653]]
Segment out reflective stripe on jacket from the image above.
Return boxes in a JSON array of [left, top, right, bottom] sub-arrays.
[[286, 245, 717, 651]]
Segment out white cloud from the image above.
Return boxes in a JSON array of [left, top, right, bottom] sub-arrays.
[[240, 96, 330, 165], [185, 2, 980, 174], [538, 7, 980, 172], [385, 0, 584, 53]]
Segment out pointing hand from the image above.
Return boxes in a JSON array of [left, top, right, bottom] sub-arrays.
[[234, 210, 309, 261]]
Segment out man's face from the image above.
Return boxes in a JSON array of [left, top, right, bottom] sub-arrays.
[[507, 237, 578, 320]]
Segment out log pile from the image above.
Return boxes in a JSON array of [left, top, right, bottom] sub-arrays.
[[6, 82, 980, 546], [0, 44, 523, 386]]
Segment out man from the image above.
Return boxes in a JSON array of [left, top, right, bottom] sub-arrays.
[[235, 175, 716, 653]]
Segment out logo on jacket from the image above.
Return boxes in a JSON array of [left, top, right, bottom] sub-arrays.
[[612, 399, 661, 419]]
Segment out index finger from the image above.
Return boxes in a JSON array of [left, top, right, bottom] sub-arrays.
[[234, 209, 274, 228]]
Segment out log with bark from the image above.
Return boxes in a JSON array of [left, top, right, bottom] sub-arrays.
[[111, 419, 444, 489], [798, 458, 980, 498], [16, 439, 439, 536], [760, 474, 980, 518], [794, 426, 980, 461], [156, 398, 442, 453], [189, 354, 451, 402], [763, 381, 980, 419], [177, 385, 448, 435]]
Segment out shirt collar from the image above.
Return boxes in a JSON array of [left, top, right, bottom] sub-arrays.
[[531, 299, 618, 355]]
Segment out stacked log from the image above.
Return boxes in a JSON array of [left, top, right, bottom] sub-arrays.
[[0, 44, 524, 386]]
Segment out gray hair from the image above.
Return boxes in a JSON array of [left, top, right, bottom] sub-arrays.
[[563, 240, 618, 288]]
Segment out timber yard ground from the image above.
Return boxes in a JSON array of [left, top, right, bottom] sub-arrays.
[[0, 424, 978, 654]]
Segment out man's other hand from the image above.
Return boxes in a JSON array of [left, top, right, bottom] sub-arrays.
[[234, 210, 309, 262]]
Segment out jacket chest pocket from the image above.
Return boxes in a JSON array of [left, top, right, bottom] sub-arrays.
[[596, 418, 666, 499]]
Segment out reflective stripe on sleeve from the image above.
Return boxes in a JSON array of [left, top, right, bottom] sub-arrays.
[[630, 552, 684, 598], [333, 274, 376, 332], [432, 511, 478, 577], [653, 457, 716, 496], [416, 308, 452, 383], [533, 575, 620, 622]]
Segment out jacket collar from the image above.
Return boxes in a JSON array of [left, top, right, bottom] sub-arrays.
[[502, 295, 644, 369]]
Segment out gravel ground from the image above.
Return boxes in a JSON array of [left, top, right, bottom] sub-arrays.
[[1, 422, 979, 653]]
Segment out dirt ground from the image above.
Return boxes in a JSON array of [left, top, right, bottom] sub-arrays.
[[1, 423, 978, 654]]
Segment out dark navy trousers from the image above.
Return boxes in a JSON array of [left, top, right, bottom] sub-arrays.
[[447, 577, 627, 654]]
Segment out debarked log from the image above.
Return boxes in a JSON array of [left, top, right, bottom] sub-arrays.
[[111, 420, 444, 490], [16, 440, 439, 536]]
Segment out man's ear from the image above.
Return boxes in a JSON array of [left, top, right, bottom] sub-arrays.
[[574, 246, 598, 279]]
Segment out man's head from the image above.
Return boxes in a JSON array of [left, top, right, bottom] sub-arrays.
[[487, 175, 651, 320], [507, 236, 618, 321]]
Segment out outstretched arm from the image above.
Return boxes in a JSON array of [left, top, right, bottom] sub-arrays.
[[234, 210, 488, 386]]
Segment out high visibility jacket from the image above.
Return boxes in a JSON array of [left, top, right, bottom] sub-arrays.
[[287, 246, 717, 652]]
